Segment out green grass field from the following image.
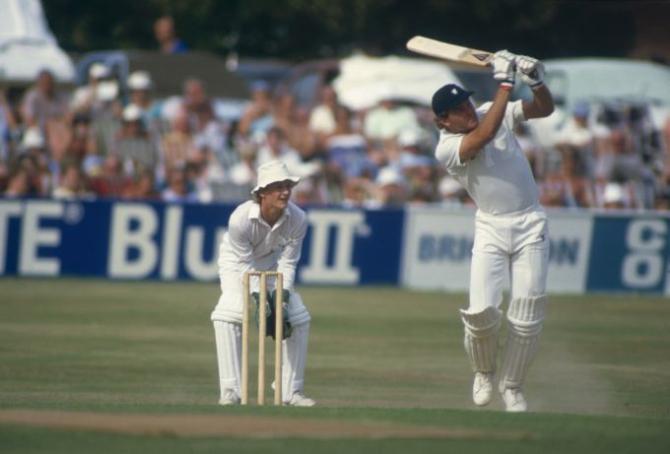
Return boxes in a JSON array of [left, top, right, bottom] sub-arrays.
[[1, 278, 669, 453]]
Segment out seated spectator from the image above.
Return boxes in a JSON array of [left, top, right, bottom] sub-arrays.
[[21, 69, 73, 166], [256, 126, 317, 178], [547, 139, 595, 208], [71, 63, 112, 116], [555, 101, 595, 180], [291, 175, 328, 206], [20, 69, 70, 131], [122, 170, 160, 200], [161, 166, 198, 202], [113, 104, 160, 176], [395, 129, 436, 201], [160, 107, 196, 171], [594, 178, 637, 210], [370, 166, 409, 208], [66, 113, 95, 163], [227, 141, 257, 189], [325, 106, 376, 180], [272, 92, 297, 135], [154, 15, 188, 54], [127, 71, 163, 133], [237, 81, 273, 138], [181, 78, 211, 130], [0, 89, 19, 162], [363, 93, 420, 142], [52, 162, 91, 200], [539, 167, 575, 208], [601, 182, 629, 210], [3, 168, 31, 197], [539, 158, 593, 208], [0, 162, 7, 193], [341, 177, 376, 208], [88, 155, 132, 198], [90, 78, 123, 157], [185, 160, 214, 203], [286, 106, 318, 162], [192, 102, 233, 170], [20, 127, 55, 195], [309, 84, 339, 145]]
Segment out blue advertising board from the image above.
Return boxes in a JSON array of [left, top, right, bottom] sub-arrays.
[[0, 199, 403, 285], [586, 216, 670, 293], [2, 199, 670, 294]]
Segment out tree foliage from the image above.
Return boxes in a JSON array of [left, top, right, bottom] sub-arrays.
[[43, 0, 636, 60]]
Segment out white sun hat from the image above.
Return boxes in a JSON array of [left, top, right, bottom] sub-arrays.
[[127, 71, 152, 90], [375, 166, 406, 187], [21, 127, 45, 150], [603, 182, 625, 205], [96, 80, 119, 101], [251, 160, 300, 196], [89, 63, 111, 80], [122, 104, 143, 122]]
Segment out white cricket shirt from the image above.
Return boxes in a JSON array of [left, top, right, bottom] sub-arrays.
[[435, 100, 539, 215], [217, 200, 307, 290]]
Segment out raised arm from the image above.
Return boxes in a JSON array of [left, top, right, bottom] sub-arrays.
[[516, 55, 555, 119], [459, 50, 516, 161]]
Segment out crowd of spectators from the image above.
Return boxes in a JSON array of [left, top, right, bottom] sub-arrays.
[[2, 52, 670, 211]]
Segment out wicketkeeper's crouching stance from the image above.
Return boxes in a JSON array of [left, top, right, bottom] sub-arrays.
[[431, 50, 554, 411], [211, 160, 315, 407]]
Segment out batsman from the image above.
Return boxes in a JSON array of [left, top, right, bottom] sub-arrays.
[[431, 50, 554, 411], [211, 160, 315, 407]]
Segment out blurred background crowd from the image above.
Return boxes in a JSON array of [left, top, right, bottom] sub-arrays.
[[2, 11, 670, 211]]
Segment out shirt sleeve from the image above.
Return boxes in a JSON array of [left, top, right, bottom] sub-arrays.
[[277, 210, 308, 291], [508, 100, 526, 129], [434, 132, 465, 170], [226, 209, 254, 275]]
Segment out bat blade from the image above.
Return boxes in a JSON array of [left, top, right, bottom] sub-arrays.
[[406, 36, 493, 67]]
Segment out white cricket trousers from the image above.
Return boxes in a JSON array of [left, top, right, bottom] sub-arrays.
[[468, 206, 549, 311], [212, 319, 310, 402]]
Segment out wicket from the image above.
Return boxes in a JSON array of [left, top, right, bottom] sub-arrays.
[[241, 271, 284, 405]]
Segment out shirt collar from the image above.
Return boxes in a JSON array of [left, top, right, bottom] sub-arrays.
[[249, 201, 291, 228]]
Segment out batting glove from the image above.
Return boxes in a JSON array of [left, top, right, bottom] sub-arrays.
[[516, 55, 545, 88], [492, 50, 517, 89]]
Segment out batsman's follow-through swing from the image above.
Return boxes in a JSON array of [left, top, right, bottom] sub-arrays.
[[429, 45, 555, 412]]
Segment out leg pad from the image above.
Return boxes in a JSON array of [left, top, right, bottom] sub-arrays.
[[460, 306, 503, 373]]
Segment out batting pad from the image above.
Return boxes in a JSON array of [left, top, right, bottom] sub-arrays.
[[460, 306, 503, 373], [281, 321, 310, 402], [498, 295, 547, 392], [213, 320, 242, 397]]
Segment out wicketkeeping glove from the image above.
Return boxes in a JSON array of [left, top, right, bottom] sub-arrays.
[[252, 290, 292, 340], [492, 50, 517, 88], [516, 55, 544, 88]]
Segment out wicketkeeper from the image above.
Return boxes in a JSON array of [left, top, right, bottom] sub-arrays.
[[211, 160, 315, 406], [432, 51, 555, 411]]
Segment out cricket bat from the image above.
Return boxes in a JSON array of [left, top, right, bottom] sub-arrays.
[[406, 36, 493, 67]]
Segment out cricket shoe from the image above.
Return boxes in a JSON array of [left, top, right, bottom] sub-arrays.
[[472, 372, 494, 406], [218, 389, 241, 406], [285, 392, 316, 407], [501, 388, 527, 412]]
